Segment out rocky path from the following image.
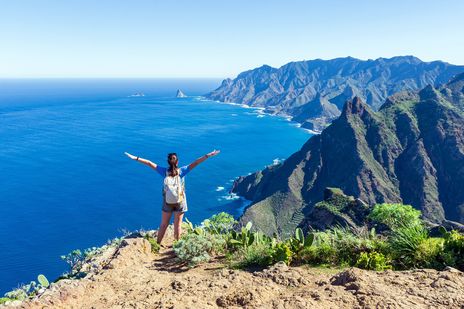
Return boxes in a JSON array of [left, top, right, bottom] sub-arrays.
[[7, 230, 464, 309]]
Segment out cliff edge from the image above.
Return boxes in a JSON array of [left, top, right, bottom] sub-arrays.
[[5, 229, 464, 309]]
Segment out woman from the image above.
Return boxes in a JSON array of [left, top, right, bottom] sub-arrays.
[[124, 150, 220, 245]]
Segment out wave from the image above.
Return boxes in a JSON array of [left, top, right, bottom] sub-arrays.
[[221, 193, 240, 200], [264, 158, 284, 168], [216, 186, 225, 192]]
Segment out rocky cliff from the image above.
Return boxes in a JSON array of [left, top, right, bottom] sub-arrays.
[[206, 56, 464, 132], [8, 230, 464, 309], [232, 75, 464, 236], [176, 89, 187, 98]]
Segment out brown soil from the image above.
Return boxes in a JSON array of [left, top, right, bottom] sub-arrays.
[[6, 229, 464, 309]]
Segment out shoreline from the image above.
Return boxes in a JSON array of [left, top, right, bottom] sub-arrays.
[[197, 96, 319, 135], [197, 96, 316, 214], [0, 94, 309, 295]]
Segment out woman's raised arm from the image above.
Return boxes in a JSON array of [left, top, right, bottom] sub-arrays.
[[188, 149, 220, 171], [124, 152, 157, 170]]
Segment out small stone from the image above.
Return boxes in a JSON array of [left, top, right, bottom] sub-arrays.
[[171, 280, 186, 291], [444, 266, 461, 273]]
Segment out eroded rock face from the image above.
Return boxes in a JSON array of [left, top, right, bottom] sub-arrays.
[[232, 78, 464, 236], [206, 56, 464, 131]]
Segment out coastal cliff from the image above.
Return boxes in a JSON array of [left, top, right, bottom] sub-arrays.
[[5, 228, 464, 309], [206, 56, 464, 132], [232, 74, 464, 236]]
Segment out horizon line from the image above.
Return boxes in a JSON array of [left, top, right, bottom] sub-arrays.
[[2, 55, 463, 80], [0, 76, 227, 79]]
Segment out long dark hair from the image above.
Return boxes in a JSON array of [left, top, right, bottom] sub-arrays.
[[167, 153, 179, 176]]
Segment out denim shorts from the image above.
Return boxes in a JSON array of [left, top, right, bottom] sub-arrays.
[[162, 193, 188, 213]]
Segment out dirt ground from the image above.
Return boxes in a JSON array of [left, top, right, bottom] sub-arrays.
[[5, 229, 464, 309]]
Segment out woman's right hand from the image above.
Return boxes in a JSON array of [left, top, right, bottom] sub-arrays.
[[124, 152, 137, 160]]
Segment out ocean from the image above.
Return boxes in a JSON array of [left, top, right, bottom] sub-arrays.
[[0, 79, 311, 294]]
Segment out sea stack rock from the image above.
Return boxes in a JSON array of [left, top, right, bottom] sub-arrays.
[[176, 89, 187, 98]]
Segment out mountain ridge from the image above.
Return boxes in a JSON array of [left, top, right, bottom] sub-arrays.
[[206, 56, 464, 132], [231, 77, 464, 236]]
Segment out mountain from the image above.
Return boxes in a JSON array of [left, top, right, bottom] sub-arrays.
[[231, 75, 464, 236], [206, 56, 464, 132], [176, 89, 187, 98]]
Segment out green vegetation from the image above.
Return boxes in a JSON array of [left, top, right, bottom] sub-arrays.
[[1, 274, 50, 304], [60, 235, 123, 277], [37, 274, 49, 288], [4, 205, 464, 304], [315, 187, 355, 216], [441, 228, 464, 269], [2, 235, 124, 304], [368, 203, 422, 230], [355, 252, 392, 271], [173, 232, 226, 267], [388, 224, 429, 268], [173, 208, 464, 274], [144, 233, 160, 254]]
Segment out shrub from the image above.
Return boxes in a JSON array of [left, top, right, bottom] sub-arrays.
[[369, 203, 422, 230], [173, 233, 226, 267], [4, 286, 28, 301], [210, 234, 227, 254], [388, 224, 428, 268], [355, 251, 392, 271], [202, 212, 236, 234], [229, 243, 273, 268], [173, 233, 212, 267], [442, 230, 464, 270], [300, 236, 337, 265], [299, 226, 393, 268], [60, 249, 84, 273], [1, 273, 51, 304], [332, 226, 382, 264], [415, 237, 444, 269], [272, 242, 292, 265], [144, 234, 160, 254]]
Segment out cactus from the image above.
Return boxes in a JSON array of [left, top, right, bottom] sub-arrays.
[[295, 228, 304, 242], [228, 221, 255, 248], [288, 229, 314, 261], [304, 233, 314, 247], [37, 274, 49, 288], [194, 227, 205, 236], [183, 217, 195, 233]]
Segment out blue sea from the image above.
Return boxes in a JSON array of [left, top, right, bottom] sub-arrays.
[[0, 79, 311, 294]]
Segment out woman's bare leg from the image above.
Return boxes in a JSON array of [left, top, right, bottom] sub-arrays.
[[173, 212, 184, 240], [157, 211, 172, 244]]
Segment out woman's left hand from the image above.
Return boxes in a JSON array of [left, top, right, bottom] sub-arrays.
[[206, 149, 220, 158]]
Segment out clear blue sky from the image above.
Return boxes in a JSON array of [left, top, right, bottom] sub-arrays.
[[1, 0, 463, 78]]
